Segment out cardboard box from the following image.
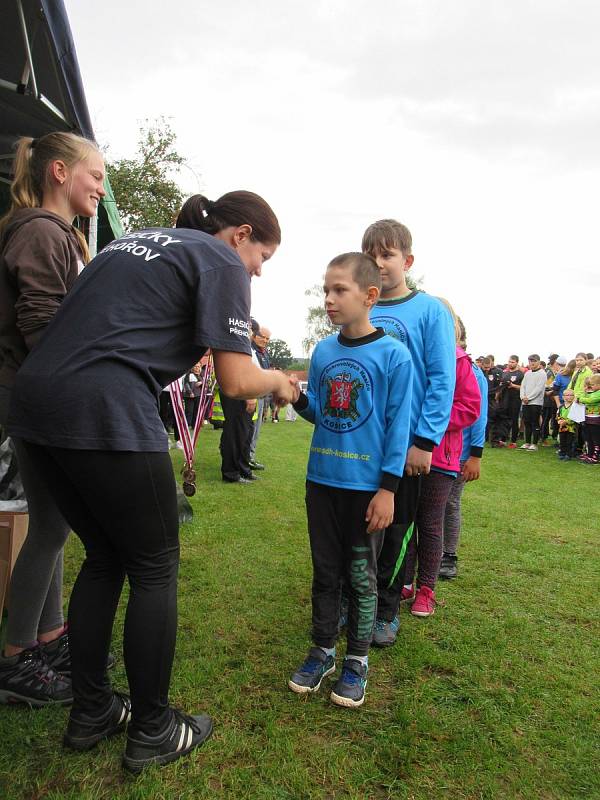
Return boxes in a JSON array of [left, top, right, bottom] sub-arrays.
[[0, 512, 29, 611]]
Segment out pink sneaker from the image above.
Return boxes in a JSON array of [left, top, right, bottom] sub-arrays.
[[411, 586, 436, 617], [400, 584, 415, 603]]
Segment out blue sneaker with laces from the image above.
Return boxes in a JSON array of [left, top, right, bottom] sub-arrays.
[[371, 616, 400, 648], [330, 658, 367, 707], [288, 647, 336, 694]]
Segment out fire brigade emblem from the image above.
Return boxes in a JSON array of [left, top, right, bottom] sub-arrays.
[[324, 372, 362, 420], [370, 314, 409, 346], [318, 358, 374, 433]]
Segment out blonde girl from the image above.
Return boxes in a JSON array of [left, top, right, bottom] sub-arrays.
[[0, 132, 105, 706]]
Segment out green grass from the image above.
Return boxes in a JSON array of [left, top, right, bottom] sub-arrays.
[[1, 423, 598, 799]]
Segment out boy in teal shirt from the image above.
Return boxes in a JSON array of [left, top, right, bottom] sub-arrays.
[[288, 253, 413, 707]]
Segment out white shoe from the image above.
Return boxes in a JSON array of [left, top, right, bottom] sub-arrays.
[[529, 444, 538, 451], [519, 444, 530, 450], [175, 441, 184, 450]]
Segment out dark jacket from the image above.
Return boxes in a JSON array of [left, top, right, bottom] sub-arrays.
[[0, 209, 84, 387]]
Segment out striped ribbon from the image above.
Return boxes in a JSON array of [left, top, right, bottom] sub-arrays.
[[168, 357, 215, 487]]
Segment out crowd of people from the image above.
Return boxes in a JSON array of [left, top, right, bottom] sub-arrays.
[[0, 130, 596, 777], [476, 352, 600, 462]]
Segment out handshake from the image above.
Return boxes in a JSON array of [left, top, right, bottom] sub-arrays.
[[272, 373, 301, 407]]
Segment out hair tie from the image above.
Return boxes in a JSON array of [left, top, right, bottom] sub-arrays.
[[201, 199, 215, 218]]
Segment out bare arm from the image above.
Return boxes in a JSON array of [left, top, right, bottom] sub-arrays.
[[212, 350, 297, 405]]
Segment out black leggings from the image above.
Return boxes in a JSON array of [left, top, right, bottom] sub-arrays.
[[22, 443, 179, 735]]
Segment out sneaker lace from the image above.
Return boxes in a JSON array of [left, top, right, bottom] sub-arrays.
[[172, 708, 202, 735]]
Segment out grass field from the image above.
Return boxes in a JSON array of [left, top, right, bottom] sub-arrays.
[[0, 421, 598, 800]]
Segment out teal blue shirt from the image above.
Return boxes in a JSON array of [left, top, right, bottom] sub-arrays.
[[295, 328, 413, 492], [371, 291, 455, 450]]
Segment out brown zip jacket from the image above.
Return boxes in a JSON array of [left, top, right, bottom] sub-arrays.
[[0, 208, 84, 388]]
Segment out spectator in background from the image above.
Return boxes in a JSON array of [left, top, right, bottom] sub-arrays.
[[183, 363, 202, 427], [481, 357, 506, 446], [556, 388, 577, 460], [249, 324, 271, 470], [568, 353, 593, 400], [519, 354, 547, 450], [578, 373, 600, 464], [501, 355, 523, 448], [551, 357, 570, 408], [540, 356, 558, 445]]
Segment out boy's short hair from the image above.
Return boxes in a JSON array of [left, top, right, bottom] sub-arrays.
[[482, 357, 492, 368], [509, 355, 519, 362], [528, 354, 540, 361], [361, 219, 412, 256], [328, 252, 381, 291]]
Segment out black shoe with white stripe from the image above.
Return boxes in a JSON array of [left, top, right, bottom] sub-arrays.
[[122, 709, 213, 774], [63, 691, 131, 751]]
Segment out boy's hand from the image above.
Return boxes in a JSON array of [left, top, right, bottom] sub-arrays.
[[365, 488, 394, 533], [404, 445, 432, 477], [461, 456, 481, 482]]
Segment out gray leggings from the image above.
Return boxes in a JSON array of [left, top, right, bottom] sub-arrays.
[[0, 387, 70, 647], [442, 468, 467, 555]]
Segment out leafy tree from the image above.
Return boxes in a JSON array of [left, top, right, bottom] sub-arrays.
[[107, 118, 185, 231], [267, 338, 293, 370], [302, 285, 336, 354]]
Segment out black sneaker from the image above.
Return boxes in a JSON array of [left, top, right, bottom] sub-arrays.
[[330, 658, 367, 708], [122, 709, 213, 774], [438, 553, 458, 580], [288, 647, 336, 694], [64, 691, 131, 751], [249, 461, 265, 471], [0, 647, 73, 707], [41, 631, 116, 676]]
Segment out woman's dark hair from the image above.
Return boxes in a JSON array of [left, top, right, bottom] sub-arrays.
[[175, 191, 281, 244]]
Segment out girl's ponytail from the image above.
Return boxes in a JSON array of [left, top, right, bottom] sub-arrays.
[[175, 191, 281, 244], [10, 137, 41, 209]]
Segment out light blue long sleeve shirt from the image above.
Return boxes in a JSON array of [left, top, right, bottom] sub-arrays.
[[370, 291, 456, 449], [296, 329, 413, 491]]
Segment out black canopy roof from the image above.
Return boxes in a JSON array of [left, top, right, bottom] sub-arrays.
[[0, 1, 122, 245], [0, 0, 94, 177]]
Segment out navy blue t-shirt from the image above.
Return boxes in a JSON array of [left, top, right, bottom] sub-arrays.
[[8, 228, 252, 451]]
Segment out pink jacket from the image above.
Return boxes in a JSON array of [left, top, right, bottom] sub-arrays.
[[431, 347, 481, 474]]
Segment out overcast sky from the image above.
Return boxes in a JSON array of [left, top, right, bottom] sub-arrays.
[[67, 0, 599, 361]]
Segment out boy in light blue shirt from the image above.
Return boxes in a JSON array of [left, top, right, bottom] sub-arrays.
[[288, 253, 413, 707], [362, 219, 455, 644]]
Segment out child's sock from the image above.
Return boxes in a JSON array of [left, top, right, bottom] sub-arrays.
[[347, 654, 368, 667], [319, 646, 336, 659]]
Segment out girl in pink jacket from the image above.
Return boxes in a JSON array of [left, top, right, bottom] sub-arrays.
[[404, 313, 481, 617]]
